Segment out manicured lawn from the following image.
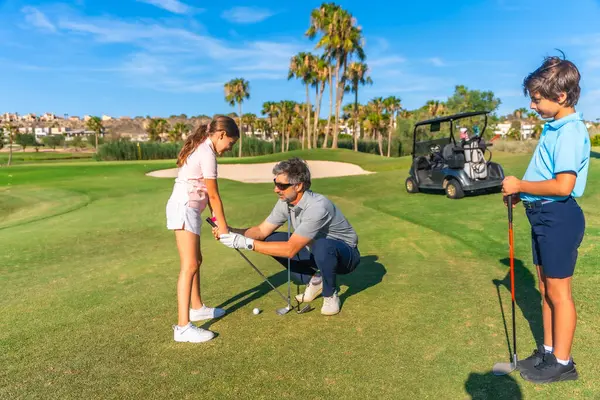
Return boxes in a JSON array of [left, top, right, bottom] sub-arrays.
[[1, 149, 599, 399]]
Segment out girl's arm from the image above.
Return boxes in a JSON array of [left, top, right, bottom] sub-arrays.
[[205, 179, 229, 235]]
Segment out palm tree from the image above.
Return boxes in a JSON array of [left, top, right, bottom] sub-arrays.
[[513, 107, 528, 120], [278, 101, 296, 152], [261, 101, 279, 152], [426, 100, 445, 117], [289, 52, 317, 149], [242, 113, 257, 137], [169, 122, 189, 142], [383, 96, 402, 157], [146, 118, 169, 142], [307, 3, 365, 149], [85, 116, 104, 152], [255, 119, 269, 141], [312, 56, 330, 148], [2, 122, 17, 166], [368, 97, 385, 156], [345, 61, 372, 151], [224, 78, 250, 157]]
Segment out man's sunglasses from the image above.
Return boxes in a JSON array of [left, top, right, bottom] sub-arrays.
[[273, 179, 294, 190]]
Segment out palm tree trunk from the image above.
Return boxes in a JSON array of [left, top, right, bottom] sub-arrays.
[[238, 104, 243, 157], [332, 57, 342, 149], [270, 115, 275, 153], [387, 115, 393, 157], [322, 66, 333, 148], [305, 83, 312, 149], [95, 132, 99, 152], [378, 130, 384, 156], [353, 88, 359, 152], [313, 85, 321, 148], [281, 122, 285, 152], [7, 135, 13, 166]]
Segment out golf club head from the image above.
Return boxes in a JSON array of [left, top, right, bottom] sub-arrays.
[[297, 303, 313, 314], [275, 305, 292, 315], [492, 361, 517, 376]]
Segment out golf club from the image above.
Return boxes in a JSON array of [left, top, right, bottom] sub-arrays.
[[493, 194, 518, 376], [206, 217, 311, 315]]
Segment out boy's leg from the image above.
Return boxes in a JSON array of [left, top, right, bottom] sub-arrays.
[[520, 199, 584, 383], [545, 276, 576, 361], [537, 267, 553, 350]]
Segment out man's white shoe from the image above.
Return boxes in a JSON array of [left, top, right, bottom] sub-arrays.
[[173, 322, 215, 343], [295, 279, 323, 303], [189, 305, 226, 321], [321, 292, 340, 316]]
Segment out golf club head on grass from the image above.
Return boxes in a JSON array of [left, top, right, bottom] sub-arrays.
[[276, 305, 292, 315], [297, 303, 313, 314], [492, 361, 517, 376]]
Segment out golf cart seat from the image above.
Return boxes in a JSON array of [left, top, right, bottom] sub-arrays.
[[414, 156, 431, 170], [442, 144, 465, 169]]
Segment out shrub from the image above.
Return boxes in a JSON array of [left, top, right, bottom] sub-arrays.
[[492, 139, 538, 153], [591, 135, 600, 147]]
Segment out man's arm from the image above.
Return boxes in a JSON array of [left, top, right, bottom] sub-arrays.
[[253, 233, 312, 259]]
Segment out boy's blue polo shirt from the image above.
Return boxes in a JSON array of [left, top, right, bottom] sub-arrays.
[[520, 112, 591, 203]]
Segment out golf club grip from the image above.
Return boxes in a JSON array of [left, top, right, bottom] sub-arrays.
[[205, 217, 217, 228], [507, 195, 513, 223]]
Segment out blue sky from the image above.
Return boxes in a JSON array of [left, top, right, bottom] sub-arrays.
[[1, 0, 599, 120]]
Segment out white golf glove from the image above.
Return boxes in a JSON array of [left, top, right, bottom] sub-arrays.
[[219, 232, 254, 251]]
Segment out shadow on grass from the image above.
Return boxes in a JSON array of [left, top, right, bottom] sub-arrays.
[[338, 254, 386, 306], [465, 371, 522, 399], [591, 150, 600, 159], [493, 257, 543, 360], [199, 255, 386, 329]]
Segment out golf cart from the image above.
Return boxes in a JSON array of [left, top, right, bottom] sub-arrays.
[[405, 111, 504, 199]]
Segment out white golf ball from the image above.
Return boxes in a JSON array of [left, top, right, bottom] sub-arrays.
[[253, 308, 261, 315]]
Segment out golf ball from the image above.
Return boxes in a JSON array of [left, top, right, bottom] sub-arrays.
[[253, 308, 261, 315]]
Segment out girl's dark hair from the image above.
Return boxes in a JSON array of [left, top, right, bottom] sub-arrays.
[[523, 52, 581, 107], [177, 115, 239, 167]]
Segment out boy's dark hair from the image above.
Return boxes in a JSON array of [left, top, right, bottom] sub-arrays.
[[272, 157, 311, 190], [523, 53, 581, 107]]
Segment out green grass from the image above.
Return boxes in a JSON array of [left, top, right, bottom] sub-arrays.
[[2, 149, 600, 399], [0, 151, 93, 165]]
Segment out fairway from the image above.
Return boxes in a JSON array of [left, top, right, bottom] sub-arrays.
[[1, 149, 599, 399]]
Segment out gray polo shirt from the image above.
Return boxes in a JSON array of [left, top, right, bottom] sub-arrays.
[[266, 190, 358, 248]]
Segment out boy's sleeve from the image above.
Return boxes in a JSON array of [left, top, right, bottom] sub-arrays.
[[553, 129, 584, 176]]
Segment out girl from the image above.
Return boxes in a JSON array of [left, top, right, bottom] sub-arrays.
[[166, 115, 239, 343]]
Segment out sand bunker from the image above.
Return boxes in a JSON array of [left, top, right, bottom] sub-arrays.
[[146, 160, 374, 183]]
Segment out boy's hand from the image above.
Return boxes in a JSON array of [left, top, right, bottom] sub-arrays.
[[503, 195, 521, 208], [502, 176, 522, 196]]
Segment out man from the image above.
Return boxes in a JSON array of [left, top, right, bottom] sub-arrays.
[[216, 157, 361, 315]]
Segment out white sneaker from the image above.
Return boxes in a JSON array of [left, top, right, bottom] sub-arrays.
[[321, 292, 340, 316], [173, 322, 215, 343], [295, 279, 323, 303], [189, 305, 226, 321]]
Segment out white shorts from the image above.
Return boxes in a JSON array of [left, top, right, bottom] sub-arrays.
[[166, 199, 203, 235]]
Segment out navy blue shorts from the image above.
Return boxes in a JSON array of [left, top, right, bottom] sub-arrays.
[[524, 197, 585, 279]]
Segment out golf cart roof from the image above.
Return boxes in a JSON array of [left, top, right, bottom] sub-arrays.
[[414, 111, 490, 127]]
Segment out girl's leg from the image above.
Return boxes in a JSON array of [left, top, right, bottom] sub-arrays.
[[175, 229, 200, 327], [190, 253, 203, 310]]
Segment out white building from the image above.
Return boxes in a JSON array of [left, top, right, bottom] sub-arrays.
[[494, 121, 535, 139]]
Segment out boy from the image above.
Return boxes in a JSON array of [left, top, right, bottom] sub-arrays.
[[502, 55, 591, 384]]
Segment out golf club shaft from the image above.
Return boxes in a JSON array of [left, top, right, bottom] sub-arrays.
[[508, 195, 516, 359], [206, 217, 290, 304]]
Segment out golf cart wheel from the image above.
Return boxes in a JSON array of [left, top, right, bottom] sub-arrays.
[[445, 179, 464, 199], [405, 177, 419, 193]]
